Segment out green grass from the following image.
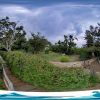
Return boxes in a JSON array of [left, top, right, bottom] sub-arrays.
[[60, 56, 70, 62], [37, 52, 61, 61], [4, 51, 100, 91], [36, 52, 80, 62]]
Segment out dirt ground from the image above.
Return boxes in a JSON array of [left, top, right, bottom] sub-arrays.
[[4, 67, 46, 91], [89, 60, 100, 73], [50, 61, 83, 68]]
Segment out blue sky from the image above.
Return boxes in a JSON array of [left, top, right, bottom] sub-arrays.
[[0, 0, 100, 47]]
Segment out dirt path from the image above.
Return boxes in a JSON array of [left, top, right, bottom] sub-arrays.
[[50, 61, 84, 68], [89, 60, 100, 73], [4, 67, 45, 91], [50, 59, 98, 69]]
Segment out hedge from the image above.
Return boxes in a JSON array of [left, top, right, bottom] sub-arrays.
[[3, 51, 98, 91]]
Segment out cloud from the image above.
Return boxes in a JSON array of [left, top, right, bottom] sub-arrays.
[[1, 6, 30, 13], [0, 2, 100, 47]]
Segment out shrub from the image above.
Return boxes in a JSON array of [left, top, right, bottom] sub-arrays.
[[89, 74, 100, 86], [4, 51, 99, 91], [60, 56, 70, 62], [44, 48, 49, 54], [0, 79, 5, 89], [0, 51, 7, 59], [79, 52, 89, 61], [0, 80, 3, 86]]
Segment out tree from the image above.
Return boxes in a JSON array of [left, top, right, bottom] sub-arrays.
[[28, 32, 49, 53], [85, 24, 100, 58], [67, 35, 77, 54], [0, 17, 26, 52], [12, 26, 27, 51], [51, 35, 77, 55], [85, 26, 94, 47]]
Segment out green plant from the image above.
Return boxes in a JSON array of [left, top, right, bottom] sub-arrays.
[[79, 51, 89, 61], [60, 56, 70, 62], [89, 74, 100, 86], [44, 47, 49, 54], [4, 51, 100, 91], [0, 79, 5, 89], [0, 81, 3, 86]]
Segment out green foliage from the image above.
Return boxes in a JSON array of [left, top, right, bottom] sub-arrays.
[[36, 52, 80, 62], [28, 32, 49, 53], [44, 49, 49, 54], [73, 48, 92, 60], [4, 51, 98, 91], [89, 74, 100, 86], [0, 51, 7, 59], [38, 52, 61, 61], [0, 52, 6, 78], [73, 48, 84, 55], [84, 24, 100, 58], [0, 80, 3, 86], [12, 29, 27, 51], [0, 17, 27, 52], [51, 35, 77, 55], [44, 46, 50, 54], [0, 79, 5, 89], [60, 56, 70, 62], [80, 52, 89, 61]]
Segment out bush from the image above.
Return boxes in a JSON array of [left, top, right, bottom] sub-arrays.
[[4, 51, 99, 91], [60, 56, 70, 62], [89, 74, 100, 85], [0, 79, 5, 89], [44, 48, 49, 54], [0, 51, 7, 59], [80, 52, 89, 61]]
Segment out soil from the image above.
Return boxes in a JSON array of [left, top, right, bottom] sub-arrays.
[[50, 61, 83, 68], [4, 67, 46, 92], [88, 60, 100, 73]]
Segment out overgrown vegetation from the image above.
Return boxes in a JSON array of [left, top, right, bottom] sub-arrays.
[[0, 79, 5, 90], [0, 17, 99, 59], [35, 52, 80, 62], [0, 17, 100, 91], [3, 51, 100, 91], [51, 35, 77, 55]]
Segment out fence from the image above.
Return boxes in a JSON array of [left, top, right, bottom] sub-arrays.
[[0, 56, 14, 91]]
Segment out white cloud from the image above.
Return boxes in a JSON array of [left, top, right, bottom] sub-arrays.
[[0, 5, 30, 14], [0, 3, 100, 47]]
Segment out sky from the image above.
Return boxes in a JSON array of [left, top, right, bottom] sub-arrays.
[[0, 0, 100, 47]]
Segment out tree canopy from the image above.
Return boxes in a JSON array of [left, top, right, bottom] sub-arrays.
[[0, 17, 27, 51]]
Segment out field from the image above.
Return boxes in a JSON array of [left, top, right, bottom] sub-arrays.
[[2, 51, 99, 91], [36, 52, 80, 62]]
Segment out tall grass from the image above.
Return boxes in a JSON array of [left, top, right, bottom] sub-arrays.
[[4, 51, 99, 91]]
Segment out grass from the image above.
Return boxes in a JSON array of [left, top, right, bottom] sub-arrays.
[[60, 56, 70, 62], [36, 52, 80, 62], [4, 51, 100, 91], [0, 79, 5, 90], [37, 52, 61, 61]]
